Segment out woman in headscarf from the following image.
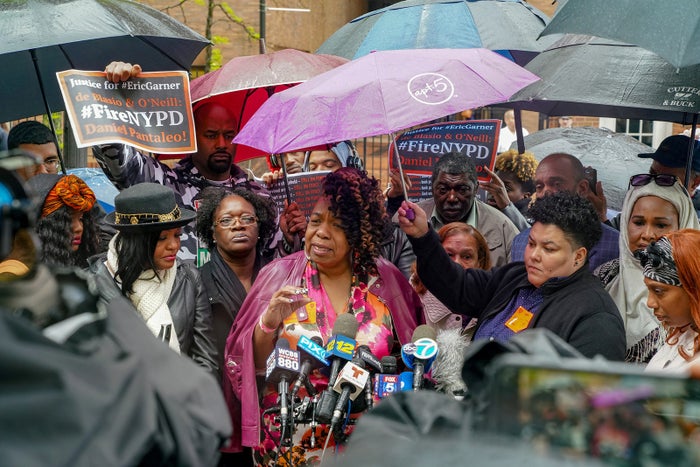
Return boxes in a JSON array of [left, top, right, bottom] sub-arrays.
[[595, 174, 700, 363], [27, 173, 99, 268], [639, 229, 700, 373]]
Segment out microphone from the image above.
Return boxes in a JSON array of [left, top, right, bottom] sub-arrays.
[[330, 358, 370, 430], [354, 345, 382, 410], [265, 338, 300, 436], [381, 355, 397, 374], [291, 335, 328, 399], [355, 344, 384, 373], [399, 371, 414, 391], [315, 314, 359, 425], [374, 356, 403, 400], [325, 313, 359, 386], [431, 327, 468, 398], [401, 325, 439, 391]]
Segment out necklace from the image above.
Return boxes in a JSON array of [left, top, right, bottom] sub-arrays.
[[302, 261, 362, 335]]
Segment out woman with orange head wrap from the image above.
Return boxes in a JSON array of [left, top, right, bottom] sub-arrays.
[[27, 173, 100, 268]]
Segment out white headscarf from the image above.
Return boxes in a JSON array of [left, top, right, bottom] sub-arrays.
[[607, 181, 699, 350]]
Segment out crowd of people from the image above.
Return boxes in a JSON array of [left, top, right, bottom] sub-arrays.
[[4, 57, 700, 467]]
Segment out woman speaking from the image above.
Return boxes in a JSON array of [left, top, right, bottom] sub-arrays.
[[222, 168, 423, 465]]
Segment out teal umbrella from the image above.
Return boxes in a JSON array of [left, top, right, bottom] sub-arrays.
[[317, 0, 557, 65]]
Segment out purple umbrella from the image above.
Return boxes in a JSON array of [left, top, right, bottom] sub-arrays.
[[233, 48, 540, 154]]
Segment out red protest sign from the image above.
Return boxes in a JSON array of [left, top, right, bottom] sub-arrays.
[[57, 70, 196, 154]]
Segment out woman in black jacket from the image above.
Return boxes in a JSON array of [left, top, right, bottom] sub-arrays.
[[90, 182, 218, 374], [194, 186, 277, 378], [398, 191, 626, 361]]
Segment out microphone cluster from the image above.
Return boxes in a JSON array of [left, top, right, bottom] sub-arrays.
[[264, 318, 442, 448]]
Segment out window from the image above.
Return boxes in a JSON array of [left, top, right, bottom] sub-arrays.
[[615, 118, 654, 146]]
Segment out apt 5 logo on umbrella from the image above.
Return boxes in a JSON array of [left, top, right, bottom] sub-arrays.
[[408, 73, 455, 105]]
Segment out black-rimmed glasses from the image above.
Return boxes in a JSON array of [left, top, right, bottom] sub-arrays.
[[628, 173, 678, 188], [213, 215, 258, 228]]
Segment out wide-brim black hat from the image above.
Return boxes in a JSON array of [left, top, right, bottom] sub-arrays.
[[105, 182, 196, 231]]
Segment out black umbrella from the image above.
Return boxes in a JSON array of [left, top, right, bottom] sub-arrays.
[[1, 0, 209, 170], [508, 35, 700, 185], [509, 35, 700, 123], [541, 0, 700, 69]]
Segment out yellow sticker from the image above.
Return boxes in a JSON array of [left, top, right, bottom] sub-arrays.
[[283, 311, 299, 326], [504, 306, 533, 333], [284, 301, 317, 325], [302, 301, 317, 324]]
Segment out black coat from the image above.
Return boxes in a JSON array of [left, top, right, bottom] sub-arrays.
[[410, 229, 626, 361], [199, 248, 270, 378], [0, 266, 230, 466], [90, 256, 219, 374]]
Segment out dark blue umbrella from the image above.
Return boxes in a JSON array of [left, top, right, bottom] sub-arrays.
[[1, 0, 209, 123], [316, 0, 558, 65]]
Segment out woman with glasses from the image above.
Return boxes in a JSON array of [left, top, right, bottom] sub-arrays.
[[638, 229, 700, 373], [89, 183, 218, 374], [595, 173, 699, 364], [195, 186, 277, 378]]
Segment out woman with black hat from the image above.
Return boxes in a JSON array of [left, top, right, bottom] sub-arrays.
[[89, 182, 218, 374]]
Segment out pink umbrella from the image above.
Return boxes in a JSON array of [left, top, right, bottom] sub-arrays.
[[233, 48, 540, 154], [157, 49, 347, 162]]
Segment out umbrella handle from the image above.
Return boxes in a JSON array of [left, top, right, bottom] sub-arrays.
[[391, 133, 414, 220], [685, 114, 698, 189], [278, 153, 293, 205], [31, 49, 66, 175], [514, 108, 525, 155]]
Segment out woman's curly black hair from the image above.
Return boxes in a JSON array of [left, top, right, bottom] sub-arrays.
[[321, 168, 387, 278], [528, 191, 602, 252], [195, 186, 277, 251], [35, 205, 100, 268]]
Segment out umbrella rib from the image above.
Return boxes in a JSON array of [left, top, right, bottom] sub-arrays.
[[57, 44, 76, 68], [136, 36, 191, 71]]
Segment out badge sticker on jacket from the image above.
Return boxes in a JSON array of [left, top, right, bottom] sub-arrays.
[[505, 306, 533, 333]]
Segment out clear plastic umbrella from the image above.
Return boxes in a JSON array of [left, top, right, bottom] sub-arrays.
[[515, 127, 652, 211]]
